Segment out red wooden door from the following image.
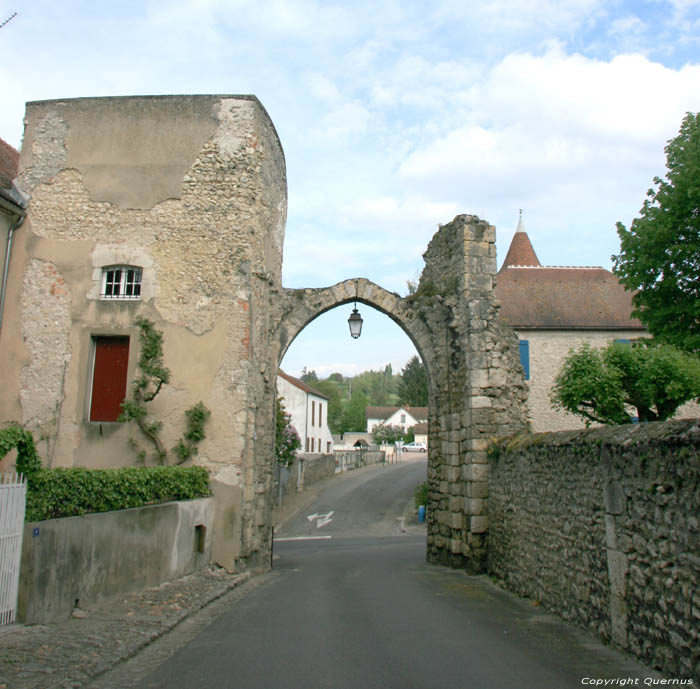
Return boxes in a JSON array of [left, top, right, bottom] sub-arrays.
[[90, 337, 130, 422]]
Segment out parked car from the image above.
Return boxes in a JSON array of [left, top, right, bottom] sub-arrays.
[[402, 442, 427, 453]]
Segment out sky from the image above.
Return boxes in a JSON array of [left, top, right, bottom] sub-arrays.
[[2, 0, 700, 379]]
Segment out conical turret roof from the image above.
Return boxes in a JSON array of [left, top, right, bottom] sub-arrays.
[[500, 213, 540, 269]]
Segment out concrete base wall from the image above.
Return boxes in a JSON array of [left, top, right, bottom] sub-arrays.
[[19, 497, 214, 624]]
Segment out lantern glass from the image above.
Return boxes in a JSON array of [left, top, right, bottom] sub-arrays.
[[348, 307, 363, 339]]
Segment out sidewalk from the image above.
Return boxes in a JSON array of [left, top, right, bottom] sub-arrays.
[[0, 567, 249, 689]]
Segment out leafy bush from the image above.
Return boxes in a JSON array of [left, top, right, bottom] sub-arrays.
[[414, 481, 429, 508], [0, 425, 41, 479], [25, 465, 210, 521], [551, 340, 700, 425], [275, 397, 301, 467]]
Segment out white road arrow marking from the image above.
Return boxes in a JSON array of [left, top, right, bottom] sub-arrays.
[[306, 510, 334, 529]]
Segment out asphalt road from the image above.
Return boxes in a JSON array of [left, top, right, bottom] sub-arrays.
[[106, 458, 656, 689]]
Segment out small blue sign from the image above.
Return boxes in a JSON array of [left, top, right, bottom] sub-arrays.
[[33, 527, 40, 538]]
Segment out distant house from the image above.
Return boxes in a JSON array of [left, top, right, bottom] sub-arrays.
[[366, 406, 428, 435], [494, 216, 647, 432], [277, 371, 335, 455], [0, 137, 26, 332]]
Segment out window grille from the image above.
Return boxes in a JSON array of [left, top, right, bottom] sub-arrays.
[[101, 266, 142, 300]]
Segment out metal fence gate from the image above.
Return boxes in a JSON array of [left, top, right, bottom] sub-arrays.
[[0, 472, 27, 625]]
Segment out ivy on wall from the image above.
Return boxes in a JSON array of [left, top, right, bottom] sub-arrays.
[[119, 317, 211, 464]]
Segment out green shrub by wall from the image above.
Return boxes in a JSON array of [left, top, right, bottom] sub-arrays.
[[25, 466, 211, 521], [0, 424, 42, 478]]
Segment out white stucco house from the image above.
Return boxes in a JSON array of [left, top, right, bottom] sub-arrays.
[[277, 370, 335, 455], [365, 406, 428, 434]]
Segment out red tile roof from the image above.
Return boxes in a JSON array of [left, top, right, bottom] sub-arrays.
[[495, 225, 643, 330], [0, 137, 19, 188], [496, 265, 644, 330], [278, 370, 329, 400]]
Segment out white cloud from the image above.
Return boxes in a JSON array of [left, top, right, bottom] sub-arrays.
[[432, 0, 607, 35], [400, 48, 700, 202]]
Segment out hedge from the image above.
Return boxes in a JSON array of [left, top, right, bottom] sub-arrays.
[[25, 466, 211, 522]]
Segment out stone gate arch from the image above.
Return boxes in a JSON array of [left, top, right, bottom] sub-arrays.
[[275, 277, 438, 381], [265, 215, 530, 573]]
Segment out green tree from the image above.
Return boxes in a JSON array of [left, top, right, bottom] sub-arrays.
[[312, 379, 344, 434], [300, 367, 319, 385], [341, 390, 369, 433], [397, 355, 428, 406], [551, 341, 700, 426], [612, 112, 700, 352], [275, 397, 301, 467]]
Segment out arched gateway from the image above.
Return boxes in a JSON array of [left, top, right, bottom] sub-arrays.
[[269, 218, 530, 573], [2, 95, 528, 576]]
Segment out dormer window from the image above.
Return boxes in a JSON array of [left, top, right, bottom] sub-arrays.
[[101, 266, 142, 300]]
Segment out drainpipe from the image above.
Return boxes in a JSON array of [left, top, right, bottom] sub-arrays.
[[0, 200, 26, 332]]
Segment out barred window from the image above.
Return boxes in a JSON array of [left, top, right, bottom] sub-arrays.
[[101, 266, 142, 300]]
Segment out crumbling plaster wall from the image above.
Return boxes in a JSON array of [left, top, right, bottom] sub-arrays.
[[1, 95, 286, 569]]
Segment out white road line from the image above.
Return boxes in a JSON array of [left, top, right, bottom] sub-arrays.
[[274, 536, 333, 542]]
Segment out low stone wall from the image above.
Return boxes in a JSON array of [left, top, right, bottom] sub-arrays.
[[19, 497, 214, 624], [335, 449, 385, 472], [302, 453, 337, 486], [275, 453, 337, 503], [488, 419, 700, 681]]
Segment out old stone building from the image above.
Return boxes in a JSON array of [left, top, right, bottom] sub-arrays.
[[1, 95, 529, 574], [495, 217, 700, 430], [0, 96, 287, 570]]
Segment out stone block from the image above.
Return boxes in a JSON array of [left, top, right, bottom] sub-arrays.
[[604, 480, 626, 515], [471, 396, 492, 409], [471, 368, 489, 388], [607, 549, 628, 597], [468, 438, 490, 451], [466, 463, 489, 482], [447, 466, 461, 482], [470, 516, 489, 533], [468, 481, 489, 499], [467, 450, 488, 464], [610, 593, 628, 649], [605, 514, 618, 549], [467, 498, 486, 515]]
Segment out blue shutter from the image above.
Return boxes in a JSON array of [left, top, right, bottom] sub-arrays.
[[519, 340, 530, 380]]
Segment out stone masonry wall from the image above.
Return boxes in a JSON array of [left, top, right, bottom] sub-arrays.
[[488, 419, 700, 681]]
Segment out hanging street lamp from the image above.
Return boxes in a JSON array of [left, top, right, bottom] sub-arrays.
[[348, 279, 363, 339], [348, 303, 363, 339]]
